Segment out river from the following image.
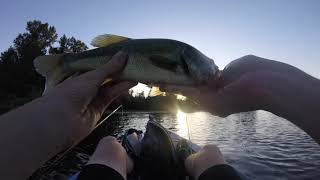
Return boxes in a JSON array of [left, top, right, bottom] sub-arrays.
[[30, 110, 320, 180]]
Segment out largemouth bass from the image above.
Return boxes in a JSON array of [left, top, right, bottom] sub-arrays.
[[34, 34, 219, 95]]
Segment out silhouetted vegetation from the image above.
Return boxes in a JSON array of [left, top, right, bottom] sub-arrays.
[[0, 20, 87, 113], [0, 20, 197, 114]]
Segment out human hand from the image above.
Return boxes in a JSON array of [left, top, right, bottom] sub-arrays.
[[41, 51, 137, 142], [161, 55, 311, 117], [87, 136, 134, 179], [185, 145, 226, 179]]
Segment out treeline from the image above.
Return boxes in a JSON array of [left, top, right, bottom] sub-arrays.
[[0, 20, 197, 114], [110, 91, 199, 112], [0, 20, 88, 113]]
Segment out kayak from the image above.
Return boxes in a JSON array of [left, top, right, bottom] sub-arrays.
[[68, 116, 202, 180], [120, 116, 201, 180]]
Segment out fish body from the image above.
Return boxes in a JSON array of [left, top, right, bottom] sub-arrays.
[[34, 34, 219, 94]]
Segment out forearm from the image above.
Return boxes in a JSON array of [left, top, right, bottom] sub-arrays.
[[0, 52, 131, 180], [266, 75, 320, 143], [0, 97, 76, 179]]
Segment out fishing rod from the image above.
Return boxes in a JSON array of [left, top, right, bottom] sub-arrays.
[[31, 105, 123, 180]]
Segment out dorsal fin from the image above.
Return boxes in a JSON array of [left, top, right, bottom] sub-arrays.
[[91, 34, 130, 47]]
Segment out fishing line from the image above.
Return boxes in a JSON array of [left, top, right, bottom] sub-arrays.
[[95, 105, 123, 128], [186, 113, 192, 142]]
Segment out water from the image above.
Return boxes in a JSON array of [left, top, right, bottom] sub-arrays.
[[31, 110, 320, 180], [107, 110, 320, 180]]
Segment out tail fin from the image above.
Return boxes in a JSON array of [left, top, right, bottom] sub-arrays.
[[34, 54, 65, 94]]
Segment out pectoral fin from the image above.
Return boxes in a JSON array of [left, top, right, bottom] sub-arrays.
[[91, 34, 130, 47]]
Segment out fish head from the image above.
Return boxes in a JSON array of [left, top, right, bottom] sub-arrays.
[[180, 44, 219, 84], [124, 39, 219, 86]]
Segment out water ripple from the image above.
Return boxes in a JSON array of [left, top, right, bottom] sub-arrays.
[[119, 110, 320, 180]]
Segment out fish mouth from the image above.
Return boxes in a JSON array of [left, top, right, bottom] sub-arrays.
[[181, 46, 219, 84]]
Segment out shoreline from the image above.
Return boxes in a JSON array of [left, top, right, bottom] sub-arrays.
[[103, 110, 174, 114]]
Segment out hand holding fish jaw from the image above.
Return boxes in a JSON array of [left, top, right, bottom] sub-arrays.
[[160, 56, 274, 117], [162, 55, 320, 142], [42, 51, 137, 142]]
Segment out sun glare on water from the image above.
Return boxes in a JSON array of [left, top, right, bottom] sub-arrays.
[[176, 109, 189, 139]]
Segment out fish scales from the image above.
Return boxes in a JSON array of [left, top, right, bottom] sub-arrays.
[[33, 34, 219, 95]]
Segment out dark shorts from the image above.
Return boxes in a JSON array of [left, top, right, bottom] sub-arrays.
[[75, 163, 242, 180]]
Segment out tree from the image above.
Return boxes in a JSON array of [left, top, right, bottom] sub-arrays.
[[49, 34, 88, 54], [14, 20, 57, 65], [0, 47, 18, 65], [0, 20, 88, 114], [10, 20, 58, 93]]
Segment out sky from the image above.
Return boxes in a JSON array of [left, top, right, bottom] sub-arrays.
[[0, 0, 320, 78]]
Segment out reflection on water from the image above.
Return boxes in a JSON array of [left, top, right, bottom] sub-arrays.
[[31, 110, 320, 180], [176, 109, 189, 139], [111, 110, 320, 180]]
